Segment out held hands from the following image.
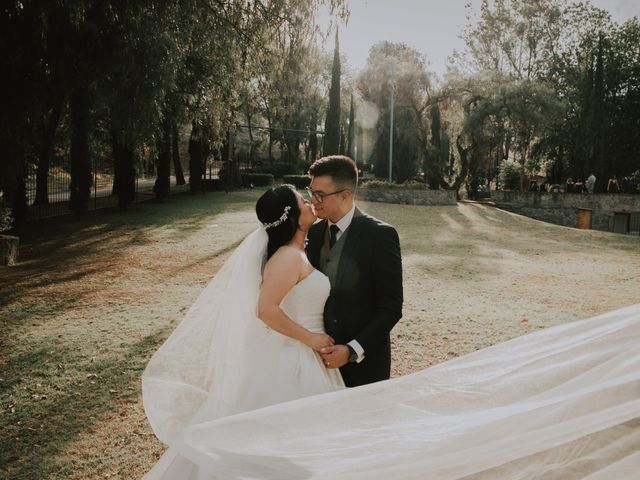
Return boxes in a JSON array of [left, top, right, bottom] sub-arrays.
[[320, 345, 349, 369], [304, 332, 335, 352]]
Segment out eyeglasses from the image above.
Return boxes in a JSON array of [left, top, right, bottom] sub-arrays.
[[306, 187, 349, 203]]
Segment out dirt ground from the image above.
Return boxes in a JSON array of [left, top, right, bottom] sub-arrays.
[[1, 191, 638, 479]]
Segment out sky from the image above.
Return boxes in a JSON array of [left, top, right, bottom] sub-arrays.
[[317, 0, 640, 77]]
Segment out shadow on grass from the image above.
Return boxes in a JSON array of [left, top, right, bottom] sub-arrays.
[[0, 191, 259, 311], [0, 331, 165, 479]]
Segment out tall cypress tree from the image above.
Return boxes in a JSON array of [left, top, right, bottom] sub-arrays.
[[324, 29, 341, 155], [346, 93, 355, 158]]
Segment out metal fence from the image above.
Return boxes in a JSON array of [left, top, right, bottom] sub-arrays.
[[25, 156, 142, 220], [25, 154, 239, 221], [24, 124, 318, 221]]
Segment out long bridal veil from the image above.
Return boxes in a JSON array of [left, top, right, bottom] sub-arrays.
[[172, 303, 640, 479], [142, 227, 270, 445]]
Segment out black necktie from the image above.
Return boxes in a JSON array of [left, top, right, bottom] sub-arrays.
[[329, 224, 339, 249]]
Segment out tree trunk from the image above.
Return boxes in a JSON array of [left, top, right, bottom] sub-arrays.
[[308, 116, 318, 164], [69, 84, 91, 215], [34, 94, 64, 206], [284, 133, 300, 166], [268, 127, 275, 162], [154, 115, 172, 201], [34, 135, 51, 206], [111, 127, 136, 209], [4, 168, 29, 227], [188, 121, 208, 194], [339, 128, 346, 155], [356, 125, 364, 164], [425, 104, 444, 189], [520, 145, 528, 192], [34, 125, 54, 206], [452, 135, 470, 199], [172, 120, 186, 185], [246, 113, 256, 165], [1, 126, 28, 227]]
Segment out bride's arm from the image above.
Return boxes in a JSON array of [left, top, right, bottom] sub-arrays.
[[258, 248, 334, 352]]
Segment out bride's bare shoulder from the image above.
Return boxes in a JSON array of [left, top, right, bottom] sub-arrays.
[[264, 245, 303, 274]]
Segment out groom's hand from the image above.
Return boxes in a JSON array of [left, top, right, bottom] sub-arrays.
[[320, 345, 349, 369]]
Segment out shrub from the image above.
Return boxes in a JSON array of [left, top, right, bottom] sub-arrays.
[[240, 173, 274, 187], [0, 201, 13, 232], [282, 175, 310, 189], [497, 160, 522, 191], [359, 179, 426, 190]]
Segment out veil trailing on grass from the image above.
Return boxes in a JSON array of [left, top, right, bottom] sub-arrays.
[[171, 304, 640, 479], [141, 227, 269, 445]]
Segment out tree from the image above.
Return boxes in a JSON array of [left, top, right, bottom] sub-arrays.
[[358, 41, 434, 181], [425, 104, 443, 188], [346, 93, 355, 157], [455, 0, 566, 81], [538, 5, 640, 185], [0, 0, 349, 222], [324, 29, 342, 155], [153, 112, 172, 201], [1, 1, 68, 221]]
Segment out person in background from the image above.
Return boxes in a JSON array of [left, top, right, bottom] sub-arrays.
[[565, 177, 574, 193], [586, 173, 596, 194], [607, 175, 620, 193]]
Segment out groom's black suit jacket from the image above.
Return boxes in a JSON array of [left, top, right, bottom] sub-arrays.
[[306, 210, 403, 387]]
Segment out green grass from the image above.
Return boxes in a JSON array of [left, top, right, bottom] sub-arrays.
[[1, 191, 639, 478]]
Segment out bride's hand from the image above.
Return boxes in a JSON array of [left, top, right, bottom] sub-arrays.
[[304, 332, 335, 352]]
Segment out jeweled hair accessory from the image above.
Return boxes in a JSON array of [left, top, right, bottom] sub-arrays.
[[263, 205, 292, 230]]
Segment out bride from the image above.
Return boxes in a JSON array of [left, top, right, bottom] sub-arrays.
[[142, 184, 344, 478]]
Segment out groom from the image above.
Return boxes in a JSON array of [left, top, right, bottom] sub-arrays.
[[306, 155, 403, 387]]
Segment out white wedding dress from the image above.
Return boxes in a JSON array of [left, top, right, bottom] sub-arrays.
[[142, 228, 344, 479], [146, 302, 640, 479]]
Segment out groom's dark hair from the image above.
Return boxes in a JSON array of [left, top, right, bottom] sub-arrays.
[[256, 184, 301, 259], [308, 155, 358, 190]]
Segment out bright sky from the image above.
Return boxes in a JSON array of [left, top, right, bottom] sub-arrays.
[[318, 0, 640, 77]]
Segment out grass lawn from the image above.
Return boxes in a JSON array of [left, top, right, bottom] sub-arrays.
[[1, 191, 639, 479]]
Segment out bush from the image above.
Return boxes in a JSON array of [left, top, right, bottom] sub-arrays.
[[240, 173, 274, 188], [359, 179, 426, 190], [497, 160, 522, 191], [625, 169, 640, 194], [282, 175, 310, 189], [0, 201, 13, 232]]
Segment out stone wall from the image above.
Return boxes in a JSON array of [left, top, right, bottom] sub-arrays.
[[492, 191, 640, 232], [357, 188, 458, 206]]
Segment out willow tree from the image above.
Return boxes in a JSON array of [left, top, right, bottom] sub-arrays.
[[358, 41, 434, 181]]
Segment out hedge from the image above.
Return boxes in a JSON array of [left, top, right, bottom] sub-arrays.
[[359, 179, 427, 190], [282, 175, 311, 188]]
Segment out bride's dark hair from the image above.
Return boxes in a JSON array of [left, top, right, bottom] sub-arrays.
[[256, 184, 301, 259]]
